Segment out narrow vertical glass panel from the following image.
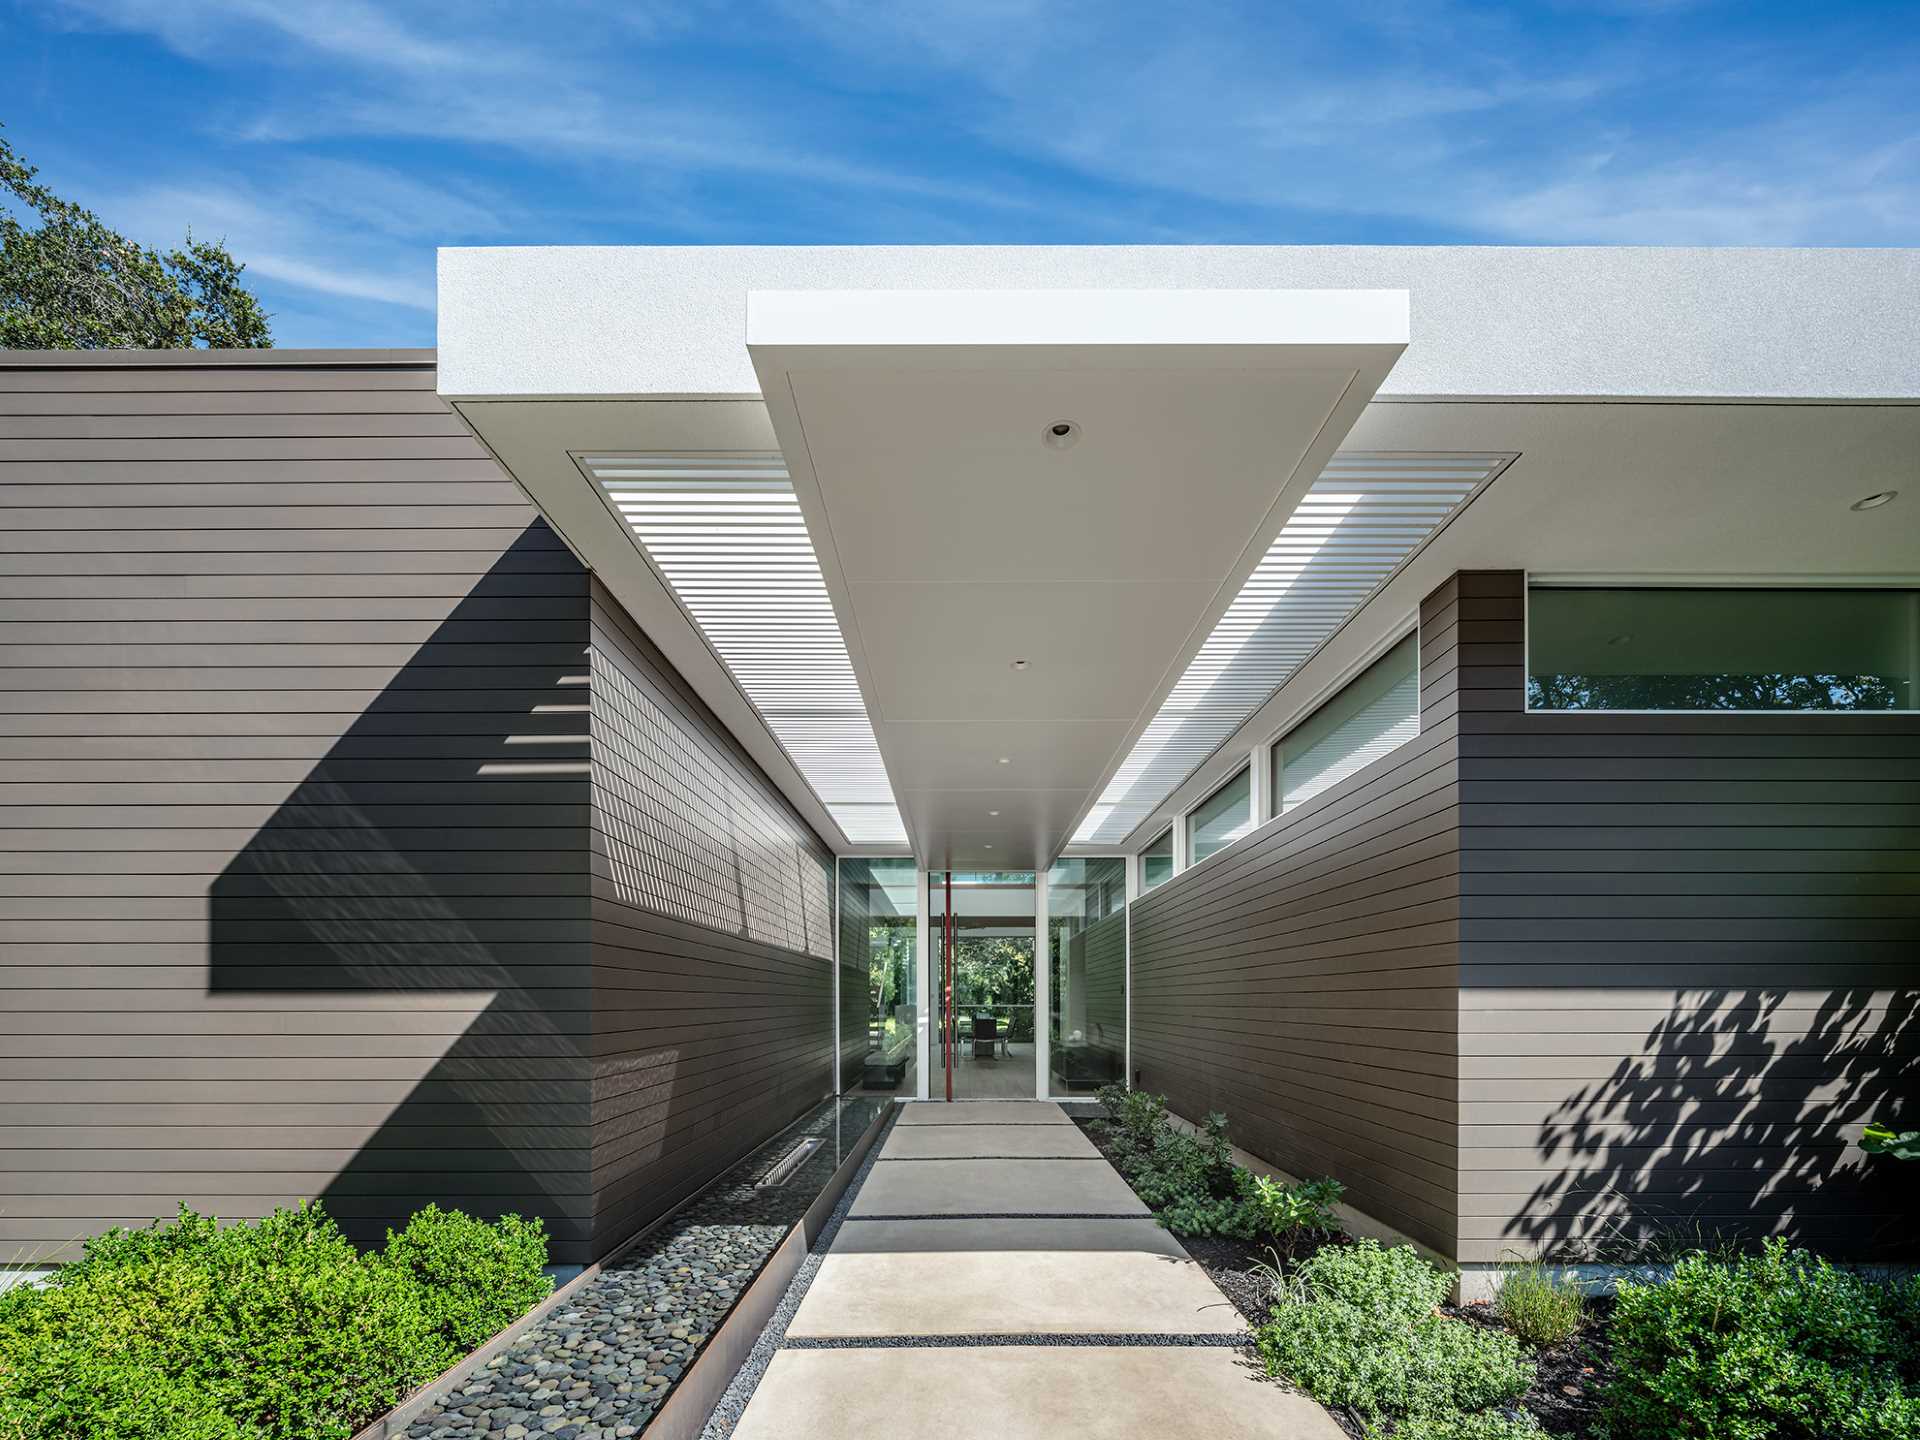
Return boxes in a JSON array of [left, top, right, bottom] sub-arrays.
[[1187, 766, 1252, 863], [1140, 828, 1175, 891], [1528, 587, 1920, 711], [1274, 631, 1420, 814], [929, 872, 1037, 1100], [1046, 858, 1128, 1095], [839, 858, 918, 1097]]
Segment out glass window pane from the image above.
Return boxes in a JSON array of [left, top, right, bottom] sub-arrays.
[[1141, 828, 1174, 891], [930, 872, 1036, 1100], [1187, 766, 1251, 863], [1274, 632, 1420, 814], [838, 858, 917, 1096], [1528, 588, 1920, 712], [1047, 858, 1127, 1095]]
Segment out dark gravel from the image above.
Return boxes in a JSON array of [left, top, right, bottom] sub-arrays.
[[402, 1095, 889, 1440]]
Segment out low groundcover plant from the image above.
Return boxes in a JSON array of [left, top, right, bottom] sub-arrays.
[[1257, 1239, 1533, 1430], [0, 1200, 552, 1440]]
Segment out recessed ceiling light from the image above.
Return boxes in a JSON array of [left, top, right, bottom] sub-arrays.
[[997, 756, 1011, 765], [983, 844, 994, 850], [988, 810, 1000, 817], [1852, 490, 1899, 511], [1041, 420, 1081, 451], [1010, 659, 1030, 671]]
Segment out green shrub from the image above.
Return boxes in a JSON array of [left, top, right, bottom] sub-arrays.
[[1092, 1088, 1350, 1249], [1095, 1082, 1169, 1161], [381, 1204, 551, 1352], [1604, 1239, 1920, 1440], [1248, 1173, 1344, 1254], [1492, 1263, 1584, 1348], [1389, 1410, 1545, 1440], [1257, 1239, 1533, 1426], [0, 1201, 552, 1440]]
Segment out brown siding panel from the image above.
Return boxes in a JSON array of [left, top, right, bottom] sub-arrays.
[[1129, 594, 1464, 1259], [1455, 570, 1920, 1264], [0, 353, 842, 1269], [0, 354, 599, 1261], [586, 580, 835, 1252]]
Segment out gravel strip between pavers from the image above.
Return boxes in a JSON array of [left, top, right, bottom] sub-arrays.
[[698, 1104, 902, 1439], [401, 1097, 887, 1440]]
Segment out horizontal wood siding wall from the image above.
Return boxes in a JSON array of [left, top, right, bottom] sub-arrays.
[[0, 353, 596, 1262], [586, 580, 835, 1252], [1128, 583, 1465, 1258], [1456, 569, 1920, 1264]]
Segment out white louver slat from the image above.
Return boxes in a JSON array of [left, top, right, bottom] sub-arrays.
[[1073, 453, 1512, 847], [579, 452, 908, 847]]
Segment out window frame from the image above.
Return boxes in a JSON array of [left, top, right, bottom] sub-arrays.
[[1138, 827, 1175, 892], [1522, 577, 1920, 717], [1183, 762, 1253, 868], [1268, 627, 1423, 817]]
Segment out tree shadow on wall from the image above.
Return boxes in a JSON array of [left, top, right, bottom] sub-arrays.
[[1509, 988, 1920, 1263], [207, 524, 600, 1263]]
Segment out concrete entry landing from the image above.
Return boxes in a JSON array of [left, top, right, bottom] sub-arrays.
[[727, 1101, 1344, 1439]]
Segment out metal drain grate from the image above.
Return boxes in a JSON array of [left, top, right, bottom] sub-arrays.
[[755, 1136, 825, 1188]]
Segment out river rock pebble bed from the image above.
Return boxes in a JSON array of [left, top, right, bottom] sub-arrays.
[[402, 1096, 889, 1440]]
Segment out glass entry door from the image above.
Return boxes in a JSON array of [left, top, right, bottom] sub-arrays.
[[928, 872, 1037, 1100]]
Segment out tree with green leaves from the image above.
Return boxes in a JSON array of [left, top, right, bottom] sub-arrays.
[[1, 129, 271, 349]]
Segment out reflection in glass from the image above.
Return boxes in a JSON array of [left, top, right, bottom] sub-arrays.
[[1047, 858, 1127, 1095], [1527, 587, 1920, 712], [1141, 828, 1174, 890], [1274, 632, 1420, 814], [929, 872, 1037, 1100], [838, 858, 918, 1095], [1188, 766, 1252, 863]]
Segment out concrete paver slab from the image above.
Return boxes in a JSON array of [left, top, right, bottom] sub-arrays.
[[881, 1122, 1099, 1160], [895, 1100, 1072, 1126], [849, 1157, 1148, 1217], [730, 1345, 1348, 1440], [789, 1218, 1245, 1336], [825, 1215, 1189, 1256]]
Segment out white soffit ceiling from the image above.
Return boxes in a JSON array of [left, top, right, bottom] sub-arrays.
[[747, 288, 1409, 868], [579, 452, 907, 847], [1072, 452, 1512, 846]]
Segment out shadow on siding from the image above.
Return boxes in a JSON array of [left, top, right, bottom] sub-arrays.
[[1513, 987, 1920, 1262], [207, 523, 597, 1262]]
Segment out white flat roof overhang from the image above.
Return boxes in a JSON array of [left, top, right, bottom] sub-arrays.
[[438, 245, 1920, 862], [746, 288, 1407, 867]]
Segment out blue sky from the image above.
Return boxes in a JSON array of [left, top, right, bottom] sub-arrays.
[[3, 1, 1916, 346]]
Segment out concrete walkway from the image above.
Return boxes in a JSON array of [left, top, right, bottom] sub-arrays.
[[729, 1101, 1343, 1439]]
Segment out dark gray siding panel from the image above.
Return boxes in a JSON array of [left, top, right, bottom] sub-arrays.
[[1455, 570, 1920, 1264], [1129, 586, 1464, 1259], [0, 354, 596, 1262], [586, 581, 835, 1252]]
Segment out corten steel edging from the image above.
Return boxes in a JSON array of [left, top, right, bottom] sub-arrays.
[[642, 1101, 892, 1440], [349, 1099, 891, 1440]]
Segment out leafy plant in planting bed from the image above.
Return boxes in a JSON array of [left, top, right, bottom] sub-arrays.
[[0, 1201, 552, 1440], [1603, 1238, 1920, 1439], [1256, 1239, 1534, 1433], [1492, 1263, 1585, 1350]]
